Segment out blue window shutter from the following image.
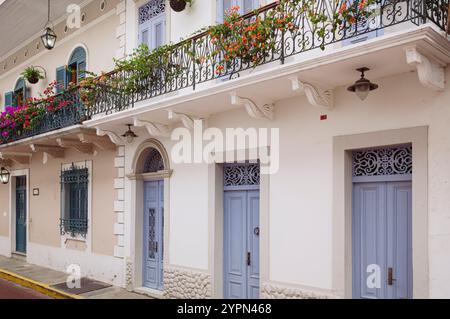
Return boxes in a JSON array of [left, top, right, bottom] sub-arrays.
[[69, 47, 87, 84], [4, 91, 13, 107], [56, 66, 67, 93], [77, 61, 86, 82]]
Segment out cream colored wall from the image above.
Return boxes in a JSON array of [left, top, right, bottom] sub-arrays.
[[0, 184, 9, 237], [157, 69, 450, 296], [169, 0, 215, 42], [0, 12, 120, 109], [1, 148, 117, 256]]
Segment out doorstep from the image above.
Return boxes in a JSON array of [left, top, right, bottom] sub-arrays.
[[0, 256, 151, 299]]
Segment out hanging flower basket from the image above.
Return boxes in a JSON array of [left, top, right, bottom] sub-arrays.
[[170, 0, 187, 12], [21, 66, 46, 85]]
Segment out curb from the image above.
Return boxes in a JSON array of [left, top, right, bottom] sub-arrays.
[[0, 268, 83, 299]]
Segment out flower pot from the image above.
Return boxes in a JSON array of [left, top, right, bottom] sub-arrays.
[[27, 76, 39, 84], [170, 0, 187, 12]]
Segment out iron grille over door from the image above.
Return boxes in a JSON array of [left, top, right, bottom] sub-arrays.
[[352, 145, 412, 182]]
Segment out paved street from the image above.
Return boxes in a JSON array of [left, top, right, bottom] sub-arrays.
[[0, 278, 52, 299]]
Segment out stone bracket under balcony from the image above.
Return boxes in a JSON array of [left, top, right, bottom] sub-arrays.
[[288, 76, 334, 109], [96, 128, 124, 146], [405, 46, 446, 92], [230, 92, 274, 121], [133, 118, 171, 138], [78, 132, 117, 150], [168, 111, 203, 130]]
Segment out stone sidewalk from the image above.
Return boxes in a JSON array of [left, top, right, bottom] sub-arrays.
[[0, 256, 150, 299]]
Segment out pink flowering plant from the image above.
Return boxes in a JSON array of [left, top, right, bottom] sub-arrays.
[[0, 80, 76, 142]]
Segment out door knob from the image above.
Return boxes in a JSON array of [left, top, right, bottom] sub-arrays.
[[388, 267, 397, 285]]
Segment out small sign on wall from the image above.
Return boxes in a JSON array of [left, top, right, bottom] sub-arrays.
[[33, 188, 39, 196]]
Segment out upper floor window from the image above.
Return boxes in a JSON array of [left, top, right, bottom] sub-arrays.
[[3, 78, 27, 108], [56, 46, 87, 93], [138, 0, 166, 51], [216, 0, 259, 23]]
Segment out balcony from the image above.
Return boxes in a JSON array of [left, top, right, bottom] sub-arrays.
[[86, 0, 449, 117], [0, 88, 87, 145], [0, 0, 449, 146]]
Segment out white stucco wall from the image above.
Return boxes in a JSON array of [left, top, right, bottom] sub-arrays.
[[124, 69, 450, 296]]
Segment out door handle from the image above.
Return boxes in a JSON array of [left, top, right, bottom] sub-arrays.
[[155, 242, 158, 253], [388, 267, 397, 285], [247, 252, 251, 266]]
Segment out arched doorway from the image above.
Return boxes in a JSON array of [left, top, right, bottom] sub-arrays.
[[130, 139, 171, 292]]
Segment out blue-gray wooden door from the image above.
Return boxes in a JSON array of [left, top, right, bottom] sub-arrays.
[[353, 181, 412, 299], [15, 176, 27, 254], [224, 190, 260, 299], [143, 180, 164, 290]]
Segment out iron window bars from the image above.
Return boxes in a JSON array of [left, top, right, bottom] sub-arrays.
[[60, 163, 89, 238]]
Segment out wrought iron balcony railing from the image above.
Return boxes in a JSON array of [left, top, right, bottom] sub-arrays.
[[87, 0, 449, 116], [0, 1, 448, 145], [0, 88, 88, 145]]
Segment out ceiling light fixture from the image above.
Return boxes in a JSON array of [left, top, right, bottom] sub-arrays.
[[347, 67, 379, 101]]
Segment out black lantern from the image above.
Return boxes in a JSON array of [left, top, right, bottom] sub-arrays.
[[0, 167, 10, 185], [41, 0, 57, 50], [122, 124, 138, 144], [347, 67, 379, 101]]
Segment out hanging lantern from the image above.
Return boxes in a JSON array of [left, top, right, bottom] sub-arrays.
[[122, 124, 138, 144], [0, 167, 10, 185], [41, 0, 57, 50], [347, 67, 379, 101]]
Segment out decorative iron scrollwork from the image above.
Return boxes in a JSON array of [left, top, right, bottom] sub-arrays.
[[148, 208, 156, 259], [353, 145, 412, 177], [224, 163, 260, 187], [144, 148, 165, 173], [139, 0, 165, 25]]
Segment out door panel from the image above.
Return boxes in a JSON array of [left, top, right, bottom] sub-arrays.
[[143, 180, 164, 290], [386, 182, 412, 299], [247, 190, 260, 299], [224, 189, 260, 299], [353, 183, 386, 299], [224, 191, 247, 299], [353, 181, 412, 299], [15, 176, 27, 254]]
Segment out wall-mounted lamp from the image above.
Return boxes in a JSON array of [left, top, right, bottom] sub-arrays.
[[0, 167, 10, 185], [347, 67, 379, 101], [122, 124, 138, 144], [40, 0, 57, 50]]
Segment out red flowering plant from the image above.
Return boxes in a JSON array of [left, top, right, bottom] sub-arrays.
[[199, 0, 374, 76]]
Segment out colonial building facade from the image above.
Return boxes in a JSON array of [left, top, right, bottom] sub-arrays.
[[0, 0, 449, 299]]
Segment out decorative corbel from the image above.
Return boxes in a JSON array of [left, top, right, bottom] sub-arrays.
[[56, 138, 94, 155], [78, 132, 116, 150], [406, 46, 446, 92], [230, 92, 274, 120], [30, 144, 65, 158], [96, 128, 124, 146], [289, 76, 334, 109], [133, 118, 171, 137], [168, 110, 198, 130]]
